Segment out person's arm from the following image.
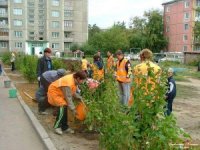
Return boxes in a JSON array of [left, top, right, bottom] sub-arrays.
[[36, 59, 43, 79], [61, 86, 75, 111], [125, 61, 132, 78]]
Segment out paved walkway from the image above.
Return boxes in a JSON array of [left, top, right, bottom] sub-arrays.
[[0, 76, 46, 150]]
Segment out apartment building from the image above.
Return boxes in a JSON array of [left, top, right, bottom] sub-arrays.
[[163, 0, 200, 52], [0, 0, 88, 55]]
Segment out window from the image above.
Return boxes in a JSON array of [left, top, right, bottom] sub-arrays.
[[64, 20, 73, 28], [13, 8, 22, 15], [39, 32, 43, 35], [52, 11, 59, 17], [39, 10, 44, 14], [64, 31, 71, 38], [183, 46, 187, 51], [14, 0, 22, 3], [166, 6, 170, 12], [29, 32, 34, 35], [15, 42, 23, 48], [185, 1, 190, 8], [52, 32, 59, 38], [166, 26, 170, 32], [14, 20, 22, 26], [166, 16, 170, 22], [183, 35, 188, 41], [0, 8, 7, 15], [184, 12, 189, 19], [52, 0, 59, 6], [14, 31, 22, 37], [0, 42, 8, 48], [197, 0, 200, 6], [28, 2, 34, 7], [52, 43, 59, 49], [64, 10, 73, 17], [64, 42, 71, 49], [65, 1, 73, 10], [38, 21, 44, 26], [184, 23, 189, 30], [52, 21, 59, 28]]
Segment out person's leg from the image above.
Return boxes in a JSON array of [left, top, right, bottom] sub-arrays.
[[118, 82, 123, 104], [40, 76, 51, 108], [11, 62, 14, 71], [60, 106, 69, 131], [167, 99, 173, 115], [121, 82, 131, 105]]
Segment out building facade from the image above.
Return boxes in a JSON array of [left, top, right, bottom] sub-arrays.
[[0, 0, 88, 55], [163, 0, 200, 52]]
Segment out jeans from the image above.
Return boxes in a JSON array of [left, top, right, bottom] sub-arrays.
[[166, 99, 174, 116], [118, 82, 131, 105], [11, 62, 15, 71]]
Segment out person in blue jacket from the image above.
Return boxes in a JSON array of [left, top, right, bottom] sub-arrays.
[[166, 68, 176, 116]]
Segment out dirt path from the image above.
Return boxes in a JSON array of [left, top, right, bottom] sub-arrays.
[[175, 78, 200, 143]]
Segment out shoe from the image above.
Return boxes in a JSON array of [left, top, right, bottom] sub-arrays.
[[38, 111, 48, 115], [64, 128, 75, 134], [55, 128, 63, 135]]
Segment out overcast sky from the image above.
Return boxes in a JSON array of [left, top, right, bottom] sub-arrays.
[[89, 0, 167, 28]]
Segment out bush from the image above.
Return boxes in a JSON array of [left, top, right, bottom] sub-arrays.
[[20, 55, 37, 83], [52, 58, 66, 70], [1, 52, 11, 65], [80, 65, 189, 150]]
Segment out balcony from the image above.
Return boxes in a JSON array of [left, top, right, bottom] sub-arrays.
[[0, 35, 8, 40], [0, 1, 8, 6], [0, 23, 8, 29], [64, 37, 73, 42], [64, 27, 73, 31]]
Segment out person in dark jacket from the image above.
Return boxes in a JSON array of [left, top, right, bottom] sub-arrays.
[[35, 69, 67, 115], [165, 68, 176, 116], [36, 48, 53, 86]]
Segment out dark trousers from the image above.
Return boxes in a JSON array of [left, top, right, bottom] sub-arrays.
[[54, 106, 68, 131], [11, 62, 15, 71], [38, 75, 51, 112], [166, 99, 174, 116]]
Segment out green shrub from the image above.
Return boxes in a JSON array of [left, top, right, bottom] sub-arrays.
[[1, 52, 11, 65], [80, 64, 189, 150], [52, 58, 66, 70], [21, 55, 37, 83]]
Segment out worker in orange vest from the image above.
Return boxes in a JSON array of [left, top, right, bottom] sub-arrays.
[[115, 50, 132, 105], [48, 71, 87, 135], [133, 49, 161, 93], [81, 55, 89, 75], [106, 51, 115, 73], [90, 54, 104, 82]]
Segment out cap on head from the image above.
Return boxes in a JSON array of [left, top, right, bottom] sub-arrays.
[[168, 68, 174, 73], [44, 48, 52, 53], [115, 50, 123, 56], [57, 69, 67, 76]]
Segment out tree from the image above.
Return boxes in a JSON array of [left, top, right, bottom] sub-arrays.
[[88, 24, 101, 40]]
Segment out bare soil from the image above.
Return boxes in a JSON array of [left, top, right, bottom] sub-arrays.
[[3, 66, 200, 149]]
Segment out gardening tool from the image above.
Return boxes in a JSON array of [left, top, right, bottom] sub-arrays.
[[23, 91, 36, 101]]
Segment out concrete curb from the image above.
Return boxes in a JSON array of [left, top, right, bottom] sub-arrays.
[[3, 71, 57, 150]]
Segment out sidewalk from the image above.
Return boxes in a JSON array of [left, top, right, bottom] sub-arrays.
[[0, 75, 46, 150]]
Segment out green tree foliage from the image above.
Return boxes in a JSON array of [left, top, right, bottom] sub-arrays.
[[88, 24, 101, 40], [129, 9, 168, 53]]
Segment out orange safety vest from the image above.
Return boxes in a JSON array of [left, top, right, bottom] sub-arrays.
[[133, 61, 161, 92], [107, 55, 114, 72], [116, 58, 131, 83], [48, 74, 77, 107], [81, 59, 88, 71], [91, 63, 104, 81]]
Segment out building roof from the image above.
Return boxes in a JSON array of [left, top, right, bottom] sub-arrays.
[[162, 0, 183, 6]]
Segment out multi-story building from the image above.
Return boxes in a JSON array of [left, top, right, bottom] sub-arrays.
[[0, 0, 88, 55], [163, 0, 200, 52]]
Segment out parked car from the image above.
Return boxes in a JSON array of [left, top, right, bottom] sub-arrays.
[[153, 53, 166, 63]]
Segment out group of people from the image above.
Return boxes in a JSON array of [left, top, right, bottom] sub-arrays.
[[81, 49, 176, 115], [35, 47, 176, 135]]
